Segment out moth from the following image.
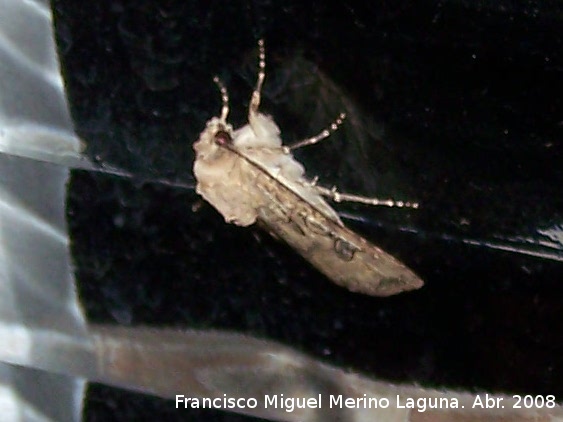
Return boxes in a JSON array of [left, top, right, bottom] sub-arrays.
[[193, 40, 423, 296]]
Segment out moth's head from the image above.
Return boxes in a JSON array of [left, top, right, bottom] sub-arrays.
[[193, 116, 234, 159], [193, 74, 237, 159]]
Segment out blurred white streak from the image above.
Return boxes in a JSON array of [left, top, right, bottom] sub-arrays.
[[0, 0, 88, 420], [88, 325, 563, 422], [0, 362, 85, 422], [0, 0, 83, 164], [538, 224, 563, 248], [0, 155, 92, 421]]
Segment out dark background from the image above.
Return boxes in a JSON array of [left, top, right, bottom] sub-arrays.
[[53, 0, 562, 420]]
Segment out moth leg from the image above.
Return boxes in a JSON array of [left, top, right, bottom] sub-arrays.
[[249, 39, 266, 120], [302, 175, 319, 187], [283, 113, 346, 153], [314, 185, 419, 209]]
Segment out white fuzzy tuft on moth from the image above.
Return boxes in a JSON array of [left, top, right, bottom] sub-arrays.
[[193, 39, 423, 297]]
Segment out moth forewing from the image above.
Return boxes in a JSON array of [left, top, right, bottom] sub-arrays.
[[193, 39, 424, 297], [251, 166, 423, 296]]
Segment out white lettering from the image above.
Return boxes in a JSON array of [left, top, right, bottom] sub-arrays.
[[263, 394, 320, 412], [175, 395, 258, 410], [264, 394, 277, 408], [330, 395, 343, 408], [397, 395, 459, 412], [330, 394, 390, 409], [473, 394, 503, 409], [175, 395, 185, 408]]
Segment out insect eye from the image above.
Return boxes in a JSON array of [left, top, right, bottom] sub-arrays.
[[214, 130, 232, 146]]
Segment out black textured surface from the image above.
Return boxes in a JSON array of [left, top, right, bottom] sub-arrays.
[[54, 0, 563, 420], [83, 384, 268, 422]]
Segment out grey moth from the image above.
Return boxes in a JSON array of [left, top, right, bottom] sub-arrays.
[[193, 40, 423, 297]]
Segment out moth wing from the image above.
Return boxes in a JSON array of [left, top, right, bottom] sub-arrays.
[[256, 188, 423, 297], [237, 145, 343, 224]]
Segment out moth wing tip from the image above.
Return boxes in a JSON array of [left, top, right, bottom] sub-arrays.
[[369, 273, 424, 297]]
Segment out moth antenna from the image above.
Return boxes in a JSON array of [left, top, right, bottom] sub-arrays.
[[315, 185, 420, 209], [249, 39, 266, 119], [213, 76, 230, 122], [284, 113, 347, 152]]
